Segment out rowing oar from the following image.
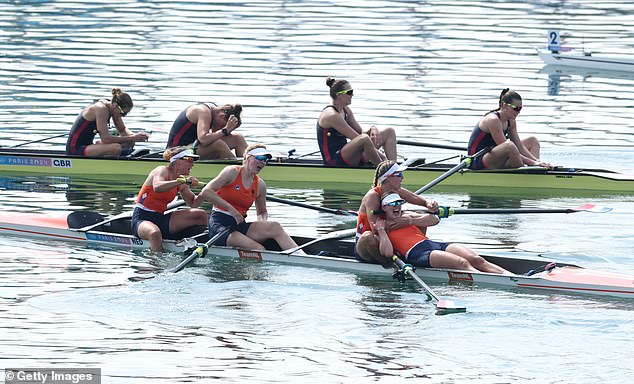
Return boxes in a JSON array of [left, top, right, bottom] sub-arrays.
[[281, 228, 357, 255], [414, 203, 614, 217], [391, 255, 466, 314], [266, 195, 357, 216], [397, 139, 467, 152], [168, 227, 232, 273], [414, 146, 490, 195], [8, 132, 68, 148]]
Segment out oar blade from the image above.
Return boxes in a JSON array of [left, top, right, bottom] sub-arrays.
[[575, 204, 613, 213], [435, 299, 467, 314]]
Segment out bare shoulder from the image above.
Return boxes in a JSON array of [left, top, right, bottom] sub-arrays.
[[361, 188, 380, 208], [480, 112, 502, 130], [187, 103, 211, 119], [86, 101, 108, 119], [257, 175, 267, 189]]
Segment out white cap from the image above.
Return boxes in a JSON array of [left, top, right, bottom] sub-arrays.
[[169, 149, 199, 163], [378, 162, 408, 183], [381, 193, 404, 206], [246, 147, 273, 159]]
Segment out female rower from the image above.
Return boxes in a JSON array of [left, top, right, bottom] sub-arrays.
[[194, 144, 301, 252], [376, 193, 512, 274], [166, 102, 247, 160], [66, 88, 149, 157], [132, 146, 208, 252], [317, 77, 396, 167], [355, 160, 438, 266], [467, 88, 552, 170]]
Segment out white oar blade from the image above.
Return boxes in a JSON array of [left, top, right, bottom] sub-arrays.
[[576, 204, 612, 213], [436, 299, 467, 313]]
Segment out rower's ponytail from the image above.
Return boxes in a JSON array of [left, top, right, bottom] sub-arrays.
[[486, 88, 520, 115], [111, 87, 133, 111], [373, 160, 395, 187]]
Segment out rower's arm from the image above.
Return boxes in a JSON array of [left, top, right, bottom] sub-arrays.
[[255, 178, 268, 221], [375, 219, 394, 259]]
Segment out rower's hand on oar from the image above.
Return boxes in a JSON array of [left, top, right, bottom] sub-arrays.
[[368, 126, 382, 148], [534, 160, 554, 169], [425, 199, 439, 212], [134, 131, 150, 142], [177, 176, 200, 188]]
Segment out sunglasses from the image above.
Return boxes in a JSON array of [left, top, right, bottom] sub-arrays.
[[389, 171, 403, 178], [253, 155, 270, 162], [117, 104, 129, 117], [337, 89, 353, 96], [505, 102, 522, 112], [385, 200, 405, 207], [180, 156, 196, 162]]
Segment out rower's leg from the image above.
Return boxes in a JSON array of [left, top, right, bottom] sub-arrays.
[[522, 136, 541, 158], [483, 140, 523, 169], [428, 250, 479, 272], [341, 134, 383, 165], [445, 244, 512, 274], [198, 140, 237, 160], [169, 209, 208, 234], [246, 221, 298, 250], [136, 221, 164, 252], [223, 133, 248, 157], [355, 232, 390, 265], [378, 127, 397, 161]]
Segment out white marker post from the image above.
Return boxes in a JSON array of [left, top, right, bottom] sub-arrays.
[[548, 30, 560, 53]]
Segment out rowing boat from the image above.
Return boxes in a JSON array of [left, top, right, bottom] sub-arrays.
[[538, 50, 634, 72], [1, 148, 633, 193], [1, 210, 632, 299], [0, 211, 205, 252]]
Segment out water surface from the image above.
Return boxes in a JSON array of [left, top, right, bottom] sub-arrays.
[[1, 1, 633, 383]]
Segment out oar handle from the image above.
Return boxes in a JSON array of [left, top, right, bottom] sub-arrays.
[[281, 228, 357, 255], [266, 195, 358, 216], [9, 132, 68, 148], [392, 256, 441, 303], [397, 140, 467, 152], [413, 146, 490, 195], [168, 227, 231, 273]]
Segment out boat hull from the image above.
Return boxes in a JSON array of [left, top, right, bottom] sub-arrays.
[[1, 148, 633, 193], [538, 50, 634, 72], [1, 211, 632, 300], [0, 212, 202, 252]]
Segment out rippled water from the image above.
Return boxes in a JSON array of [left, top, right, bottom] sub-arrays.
[[1, 1, 634, 383]]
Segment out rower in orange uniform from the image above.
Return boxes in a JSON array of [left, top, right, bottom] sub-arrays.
[[132, 147, 208, 252], [354, 160, 438, 266], [195, 144, 301, 252], [376, 192, 512, 274]]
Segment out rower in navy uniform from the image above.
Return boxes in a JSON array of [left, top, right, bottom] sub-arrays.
[[167, 102, 248, 160], [467, 88, 552, 170], [66, 88, 149, 157], [316, 77, 396, 166]]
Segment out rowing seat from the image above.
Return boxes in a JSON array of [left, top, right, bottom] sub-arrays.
[[67, 211, 105, 229], [67, 211, 132, 234]]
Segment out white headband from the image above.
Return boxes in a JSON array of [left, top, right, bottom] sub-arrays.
[[378, 163, 408, 183], [381, 193, 404, 206], [170, 149, 198, 163], [246, 147, 272, 158]]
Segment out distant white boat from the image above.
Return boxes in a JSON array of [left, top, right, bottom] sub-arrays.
[[538, 50, 634, 72]]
